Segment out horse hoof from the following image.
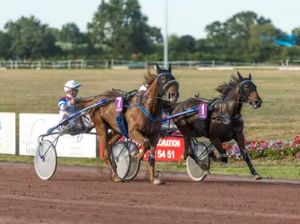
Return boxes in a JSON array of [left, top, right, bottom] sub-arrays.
[[114, 176, 122, 182], [152, 178, 165, 185], [111, 175, 122, 182], [253, 174, 262, 180]]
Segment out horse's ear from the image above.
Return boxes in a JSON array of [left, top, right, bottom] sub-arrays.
[[168, 64, 172, 73], [237, 71, 243, 81], [155, 63, 162, 74], [249, 73, 252, 80]]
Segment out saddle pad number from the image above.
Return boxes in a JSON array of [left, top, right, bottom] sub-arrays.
[[115, 97, 123, 112], [198, 103, 208, 120]]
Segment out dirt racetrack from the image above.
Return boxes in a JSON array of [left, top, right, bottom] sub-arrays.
[[0, 162, 299, 224]]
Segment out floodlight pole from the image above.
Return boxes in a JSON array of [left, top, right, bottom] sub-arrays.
[[164, 0, 168, 69]]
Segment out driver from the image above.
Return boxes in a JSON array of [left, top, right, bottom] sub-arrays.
[[58, 80, 90, 132]]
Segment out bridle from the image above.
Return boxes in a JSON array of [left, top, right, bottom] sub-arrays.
[[239, 79, 257, 103], [157, 72, 179, 99]]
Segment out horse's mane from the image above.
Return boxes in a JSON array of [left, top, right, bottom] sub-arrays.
[[143, 67, 157, 85], [215, 74, 241, 98]]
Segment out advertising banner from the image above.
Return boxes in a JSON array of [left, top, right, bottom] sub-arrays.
[[0, 113, 16, 154], [100, 135, 185, 162], [19, 113, 96, 158], [144, 136, 185, 162]]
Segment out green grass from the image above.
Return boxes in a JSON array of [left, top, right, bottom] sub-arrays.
[[1, 68, 299, 141], [210, 161, 300, 180], [0, 154, 103, 167], [1, 154, 299, 180]]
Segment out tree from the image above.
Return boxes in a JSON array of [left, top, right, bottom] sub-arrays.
[[59, 23, 87, 44], [0, 31, 12, 59], [4, 16, 60, 59], [168, 35, 197, 60], [248, 23, 283, 61], [88, 0, 162, 58], [205, 11, 273, 61], [292, 27, 300, 46], [48, 27, 61, 41]]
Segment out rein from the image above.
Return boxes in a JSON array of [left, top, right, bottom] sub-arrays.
[[162, 96, 244, 125], [83, 93, 167, 101], [80, 71, 178, 127]]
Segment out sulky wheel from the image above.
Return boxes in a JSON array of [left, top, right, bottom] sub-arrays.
[[123, 141, 141, 181], [110, 141, 131, 180], [186, 139, 211, 182], [34, 140, 57, 180]]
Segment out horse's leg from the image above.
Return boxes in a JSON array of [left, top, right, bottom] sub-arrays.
[[128, 130, 150, 160], [128, 129, 164, 185], [106, 131, 122, 178], [210, 139, 228, 163], [108, 131, 121, 145], [147, 135, 164, 185], [183, 135, 192, 160], [234, 133, 261, 180], [184, 136, 203, 165], [146, 145, 163, 185], [95, 118, 121, 182]]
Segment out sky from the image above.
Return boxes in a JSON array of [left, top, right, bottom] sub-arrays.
[[0, 0, 300, 39]]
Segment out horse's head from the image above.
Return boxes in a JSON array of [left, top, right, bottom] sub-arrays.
[[155, 64, 179, 103], [237, 72, 262, 109]]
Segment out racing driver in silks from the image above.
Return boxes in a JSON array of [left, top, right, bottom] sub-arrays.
[[58, 80, 92, 133]]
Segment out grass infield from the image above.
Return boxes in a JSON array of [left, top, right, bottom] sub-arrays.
[[1, 68, 299, 140]]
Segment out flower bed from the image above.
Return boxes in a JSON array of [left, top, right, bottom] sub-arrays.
[[223, 135, 300, 160]]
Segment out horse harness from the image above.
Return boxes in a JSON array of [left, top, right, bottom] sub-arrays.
[[209, 80, 256, 124], [239, 79, 257, 103], [115, 72, 178, 137]]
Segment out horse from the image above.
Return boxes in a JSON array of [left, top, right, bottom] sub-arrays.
[[164, 72, 262, 179], [76, 64, 179, 184]]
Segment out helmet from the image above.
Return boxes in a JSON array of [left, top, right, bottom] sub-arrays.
[[64, 80, 81, 93]]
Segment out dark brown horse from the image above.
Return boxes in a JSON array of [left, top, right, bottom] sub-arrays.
[[164, 72, 262, 179], [76, 65, 179, 184]]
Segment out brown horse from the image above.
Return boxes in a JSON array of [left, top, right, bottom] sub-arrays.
[[163, 72, 262, 179], [76, 64, 179, 184]]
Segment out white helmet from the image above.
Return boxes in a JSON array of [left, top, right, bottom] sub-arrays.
[[64, 80, 81, 93]]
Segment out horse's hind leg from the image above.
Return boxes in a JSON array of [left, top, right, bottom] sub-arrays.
[[95, 118, 121, 182], [107, 131, 122, 178], [183, 136, 192, 160], [234, 134, 261, 180], [210, 139, 228, 163]]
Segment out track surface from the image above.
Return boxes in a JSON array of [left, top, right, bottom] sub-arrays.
[[0, 162, 299, 224]]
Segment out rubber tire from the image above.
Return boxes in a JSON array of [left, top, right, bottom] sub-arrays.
[[110, 142, 131, 180], [186, 141, 210, 182], [34, 140, 57, 180]]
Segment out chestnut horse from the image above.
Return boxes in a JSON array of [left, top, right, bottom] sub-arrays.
[[164, 72, 262, 179], [76, 65, 179, 184]]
